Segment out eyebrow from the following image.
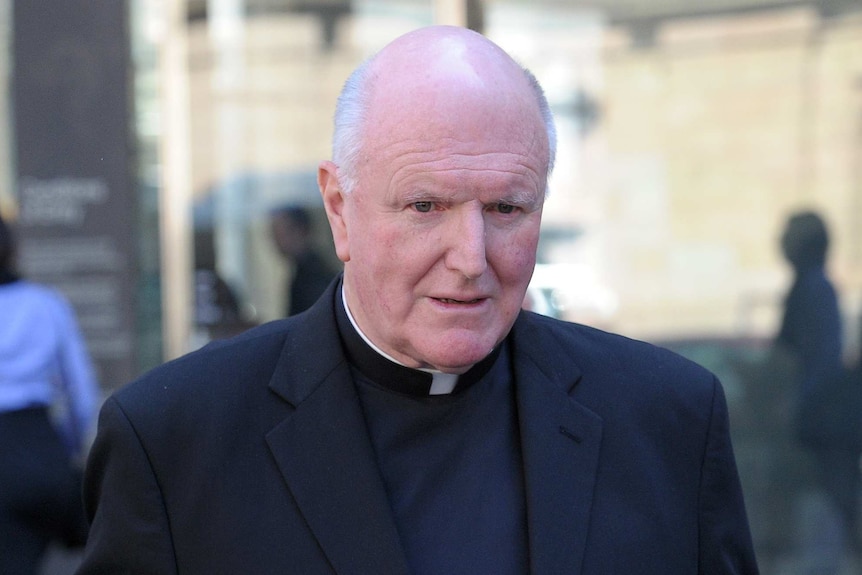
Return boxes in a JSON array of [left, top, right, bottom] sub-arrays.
[[496, 189, 540, 206], [399, 186, 539, 204]]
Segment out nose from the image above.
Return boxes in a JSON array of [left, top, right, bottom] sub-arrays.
[[444, 207, 488, 280]]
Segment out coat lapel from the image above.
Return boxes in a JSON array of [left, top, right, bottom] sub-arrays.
[[262, 285, 603, 575], [265, 285, 410, 575], [511, 314, 604, 574]]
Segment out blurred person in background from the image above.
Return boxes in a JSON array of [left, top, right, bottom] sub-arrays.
[[0, 211, 99, 575], [776, 210, 861, 569], [777, 211, 844, 408], [270, 205, 339, 316]]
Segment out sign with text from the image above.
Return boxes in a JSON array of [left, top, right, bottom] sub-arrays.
[[13, 0, 138, 390]]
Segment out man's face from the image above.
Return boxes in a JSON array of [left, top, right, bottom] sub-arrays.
[[321, 79, 547, 373]]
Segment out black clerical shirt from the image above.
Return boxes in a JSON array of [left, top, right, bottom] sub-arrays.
[[335, 293, 529, 575]]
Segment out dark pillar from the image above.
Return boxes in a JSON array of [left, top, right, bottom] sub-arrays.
[[12, 0, 138, 390]]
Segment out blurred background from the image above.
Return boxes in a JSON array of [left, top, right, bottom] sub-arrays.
[[1, 0, 860, 573]]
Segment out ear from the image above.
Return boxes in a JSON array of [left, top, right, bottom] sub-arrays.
[[318, 160, 350, 263]]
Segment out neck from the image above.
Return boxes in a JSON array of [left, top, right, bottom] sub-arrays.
[[337, 284, 500, 396]]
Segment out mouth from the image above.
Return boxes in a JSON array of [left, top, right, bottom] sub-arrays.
[[433, 297, 485, 305]]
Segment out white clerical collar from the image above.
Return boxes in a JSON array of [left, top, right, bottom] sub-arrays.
[[341, 287, 458, 395]]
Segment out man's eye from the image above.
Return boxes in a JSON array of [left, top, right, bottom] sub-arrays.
[[413, 201, 434, 213], [496, 203, 516, 214]]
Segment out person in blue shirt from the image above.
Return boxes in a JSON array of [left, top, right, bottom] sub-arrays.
[[0, 211, 100, 574]]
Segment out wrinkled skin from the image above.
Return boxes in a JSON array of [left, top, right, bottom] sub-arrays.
[[319, 26, 550, 373]]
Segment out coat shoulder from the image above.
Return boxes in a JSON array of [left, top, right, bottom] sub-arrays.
[[513, 311, 720, 417], [112, 318, 297, 416], [515, 311, 714, 384]]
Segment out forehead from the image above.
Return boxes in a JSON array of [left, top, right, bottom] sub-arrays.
[[360, 127, 545, 210], [354, 29, 550, 196], [385, 138, 543, 194], [365, 91, 547, 190]]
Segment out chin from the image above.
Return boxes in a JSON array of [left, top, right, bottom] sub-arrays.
[[422, 338, 499, 372]]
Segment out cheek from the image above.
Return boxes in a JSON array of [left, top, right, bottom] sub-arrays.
[[492, 228, 540, 284], [353, 224, 428, 303], [510, 251, 538, 287], [376, 224, 441, 275]]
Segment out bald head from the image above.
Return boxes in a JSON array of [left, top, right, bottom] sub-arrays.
[[371, 26, 523, 96], [331, 26, 556, 195], [317, 26, 554, 372]]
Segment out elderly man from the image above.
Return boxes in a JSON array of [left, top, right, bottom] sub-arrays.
[[77, 26, 758, 574]]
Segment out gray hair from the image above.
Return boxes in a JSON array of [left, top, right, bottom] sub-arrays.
[[331, 56, 557, 196]]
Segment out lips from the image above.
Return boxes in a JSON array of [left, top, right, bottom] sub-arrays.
[[434, 297, 484, 304]]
